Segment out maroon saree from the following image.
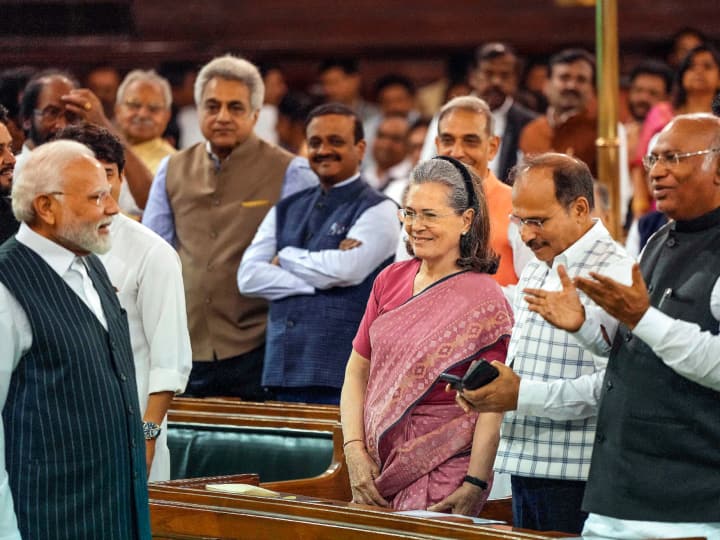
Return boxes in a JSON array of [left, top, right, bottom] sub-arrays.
[[363, 270, 512, 510]]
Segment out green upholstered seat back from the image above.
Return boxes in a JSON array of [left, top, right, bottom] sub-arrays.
[[168, 423, 334, 481]]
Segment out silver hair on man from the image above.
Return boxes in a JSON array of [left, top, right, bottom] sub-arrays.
[[193, 54, 265, 112], [12, 140, 95, 223], [116, 69, 173, 109], [438, 95, 495, 136]]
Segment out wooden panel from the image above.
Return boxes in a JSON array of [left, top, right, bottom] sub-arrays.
[[2, 0, 719, 74], [169, 397, 340, 421], [149, 481, 569, 539]]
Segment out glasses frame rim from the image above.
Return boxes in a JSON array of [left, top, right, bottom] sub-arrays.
[[49, 190, 111, 207], [642, 147, 720, 171], [33, 106, 80, 123], [398, 208, 459, 224], [122, 100, 167, 114]]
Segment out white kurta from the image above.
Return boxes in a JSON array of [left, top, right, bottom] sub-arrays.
[[100, 213, 192, 481]]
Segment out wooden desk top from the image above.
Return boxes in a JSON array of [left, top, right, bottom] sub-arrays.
[[150, 475, 570, 540]]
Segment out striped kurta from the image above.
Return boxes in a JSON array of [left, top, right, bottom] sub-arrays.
[[0, 239, 150, 540]]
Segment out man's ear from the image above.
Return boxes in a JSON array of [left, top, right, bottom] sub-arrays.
[[33, 194, 57, 226], [354, 139, 367, 162], [574, 196, 591, 218], [486, 135, 500, 161]]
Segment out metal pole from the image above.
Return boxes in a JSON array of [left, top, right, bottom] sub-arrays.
[[595, 0, 623, 240], [595, 0, 622, 239]]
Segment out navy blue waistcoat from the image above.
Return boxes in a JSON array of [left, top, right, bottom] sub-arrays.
[[0, 239, 150, 540], [584, 207, 720, 522], [263, 178, 393, 389]]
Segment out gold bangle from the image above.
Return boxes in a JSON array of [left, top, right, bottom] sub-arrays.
[[342, 438, 363, 448]]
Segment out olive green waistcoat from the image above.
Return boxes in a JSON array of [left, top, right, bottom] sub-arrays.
[[166, 135, 292, 360]]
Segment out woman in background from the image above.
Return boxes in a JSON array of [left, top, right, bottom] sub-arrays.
[[632, 44, 720, 217]]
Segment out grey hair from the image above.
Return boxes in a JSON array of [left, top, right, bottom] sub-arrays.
[[116, 69, 173, 109], [194, 55, 264, 111], [405, 157, 498, 273], [437, 95, 495, 136], [410, 158, 474, 212], [12, 140, 95, 223]]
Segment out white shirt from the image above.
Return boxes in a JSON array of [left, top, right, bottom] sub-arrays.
[[177, 105, 204, 149], [238, 176, 400, 301], [0, 223, 112, 540], [255, 104, 279, 144], [364, 158, 413, 196], [569, 223, 720, 535], [495, 220, 634, 481], [583, 512, 720, 539], [582, 273, 720, 534], [512, 220, 635, 421], [574, 248, 720, 394], [99, 214, 192, 481]]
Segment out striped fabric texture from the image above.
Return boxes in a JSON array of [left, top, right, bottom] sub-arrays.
[[495, 234, 628, 481], [0, 239, 150, 540]]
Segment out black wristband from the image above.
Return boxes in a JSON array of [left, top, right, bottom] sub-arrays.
[[463, 475, 488, 491]]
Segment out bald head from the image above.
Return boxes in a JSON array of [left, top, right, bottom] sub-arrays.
[[649, 113, 720, 221], [21, 73, 80, 146], [662, 113, 720, 146]]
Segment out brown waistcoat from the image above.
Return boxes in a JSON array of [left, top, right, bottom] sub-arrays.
[[166, 135, 293, 360]]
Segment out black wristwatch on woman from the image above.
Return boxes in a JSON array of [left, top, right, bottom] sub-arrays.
[[463, 475, 488, 491]]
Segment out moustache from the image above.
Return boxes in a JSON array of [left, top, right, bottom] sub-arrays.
[[526, 239, 548, 251], [312, 154, 341, 163], [130, 118, 156, 126], [561, 89, 581, 99], [0, 164, 14, 175]]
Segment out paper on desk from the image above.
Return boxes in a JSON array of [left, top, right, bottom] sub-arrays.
[[395, 509, 505, 524], [205, 483, 279, 497]]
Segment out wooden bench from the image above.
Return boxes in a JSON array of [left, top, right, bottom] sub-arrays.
[[170, 397, 340, 421], [166, 399, 512, 520], [149, 475, 569, 540], [166, 407, 352, 500]]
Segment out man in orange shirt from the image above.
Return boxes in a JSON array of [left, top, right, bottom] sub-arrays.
[[434, 95, 532, 297]]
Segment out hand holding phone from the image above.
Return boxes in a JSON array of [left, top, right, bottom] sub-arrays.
[[439, 360, 499, 391]]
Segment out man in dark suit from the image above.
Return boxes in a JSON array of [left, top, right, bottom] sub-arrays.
[[0, 140, 150, 539], [470, 42, 537, 182], [421, 42, 536, 184]]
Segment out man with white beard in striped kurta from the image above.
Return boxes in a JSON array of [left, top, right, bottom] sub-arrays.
[[0, 140, 150, 540]]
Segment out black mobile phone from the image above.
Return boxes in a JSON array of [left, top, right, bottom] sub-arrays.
[[461, 360, 499, 390], [438, 373, 464, 391], [439, 360, 499, 391]]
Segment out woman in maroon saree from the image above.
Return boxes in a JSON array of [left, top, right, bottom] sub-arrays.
[[340, 157, 513, 515]]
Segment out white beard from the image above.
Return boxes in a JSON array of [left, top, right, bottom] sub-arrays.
[[58, 218, 113, 255]]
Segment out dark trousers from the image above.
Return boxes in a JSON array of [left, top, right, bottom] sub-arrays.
[[271, 386, 341, 405], [511, 475, 588, 534], [183, 345, 273, 401]]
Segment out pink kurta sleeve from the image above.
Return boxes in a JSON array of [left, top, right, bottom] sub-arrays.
[[352, 259, 420, 359], [632, 101, 674, 166], [353, 280, 380, 358]]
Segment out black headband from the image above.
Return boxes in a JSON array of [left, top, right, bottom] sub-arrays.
[[433, 155, 478, 210]]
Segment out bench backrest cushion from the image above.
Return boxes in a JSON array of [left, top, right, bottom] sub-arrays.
[[168, 423, 334, 481]]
